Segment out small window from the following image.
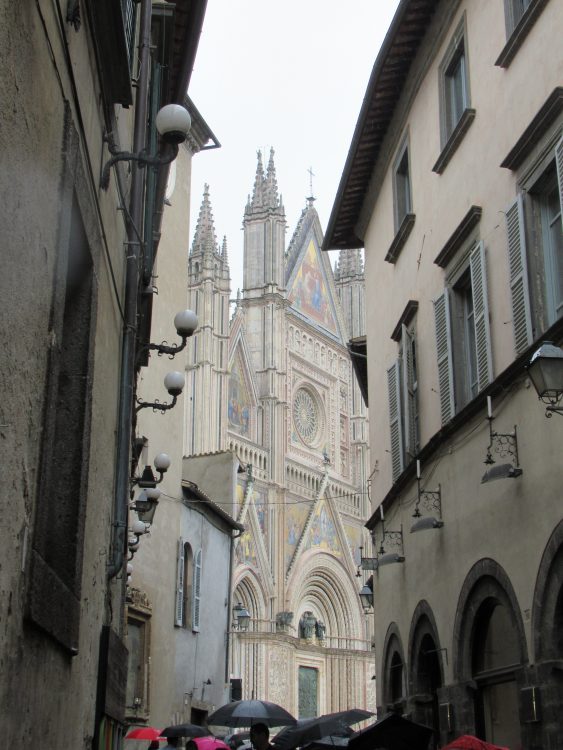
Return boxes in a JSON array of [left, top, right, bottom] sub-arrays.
[[497, 0, 549, 67], [505, 0, 534, 36], [440, 20, 470, 145], [393, 138, 412, 231]]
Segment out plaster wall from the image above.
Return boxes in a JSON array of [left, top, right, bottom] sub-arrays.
[[0, 0, 132, 745], [362, 0, 563, 494], [371, 382, 563, 685]]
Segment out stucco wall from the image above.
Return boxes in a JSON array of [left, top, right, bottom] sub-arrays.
[[1, 0, 130, 744]]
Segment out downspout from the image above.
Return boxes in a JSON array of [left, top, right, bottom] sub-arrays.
[[107, 0, 152, 579], [225, 526, 244, 685]]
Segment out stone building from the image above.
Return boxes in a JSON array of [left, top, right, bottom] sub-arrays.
[[324, 0, 563, 747], [184, 151, 374, 718], [0, 1, 206, 745]]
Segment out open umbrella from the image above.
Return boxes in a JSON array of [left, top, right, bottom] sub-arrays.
[[187, 738, 231, 750], [160, 724, 210, 739], [273, 710, 374, 750], [125, 727, 166, 741], [208, 699, 297, 728], [348, 713, 433, 750], [440, 736, 509, 750]]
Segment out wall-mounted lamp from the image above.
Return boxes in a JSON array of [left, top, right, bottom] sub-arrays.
[[232, 602, 251, 631], [131, 453, 170, 489], [136, 371, 185, 413], [481, 397, 522, 483], [100, 104, 191, 190], [411, 460, 443, 533], [527, 341, 563, 417], [359, 579, 374, 613], [142, 309, 198, 359], [131, 486, 161, 524]]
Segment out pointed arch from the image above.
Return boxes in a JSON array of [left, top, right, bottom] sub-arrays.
[[381, 622, 406, 712], [532, 519, 563, 661], [287, 550, 365, 646]]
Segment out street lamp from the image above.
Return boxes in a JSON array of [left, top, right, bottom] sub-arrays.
[[527, 341, 563, 416], [232, 602, 251, 631], [359, 582, 374, 613]]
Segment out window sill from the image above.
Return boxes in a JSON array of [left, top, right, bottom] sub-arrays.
[[385, 213, 416, 264], [495, 0, 550, 68], [432, 108, 476, 175]]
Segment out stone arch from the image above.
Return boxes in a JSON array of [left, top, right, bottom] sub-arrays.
[[407, 600, 444, 734], [381, 622, 406, 711], [287, 551, 364, 644], [533, 519, 563, 661], [232, 568, 268, 627], [453, 558, 527, 682], [408, 599, 445, 691]]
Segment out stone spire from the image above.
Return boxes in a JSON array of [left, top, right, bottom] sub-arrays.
[[221, 235, 228, 264], [249, 150, 265, 210], [264, 147, 279, 209], [190, 184, 219, 259], [334, 248, 364, 281], [246, 149, 284, 216]]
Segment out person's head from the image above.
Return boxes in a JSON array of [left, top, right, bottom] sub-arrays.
[[166, 738, 180, 748], [250, 724, 269, 750]]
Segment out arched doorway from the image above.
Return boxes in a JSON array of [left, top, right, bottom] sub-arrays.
[[471, 598, 521, 746], [382, 624, 406, 713], [408, 604, 444, 747], [453, 560, 527, 749]]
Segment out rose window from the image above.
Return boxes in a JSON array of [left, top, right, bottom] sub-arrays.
[[293, 388, 320, 445]]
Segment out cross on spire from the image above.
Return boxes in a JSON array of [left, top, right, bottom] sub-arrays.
[[307, 166, 315, 200]]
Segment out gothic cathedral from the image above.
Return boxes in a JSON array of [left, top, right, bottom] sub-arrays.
[[185, 149, 373, 716]]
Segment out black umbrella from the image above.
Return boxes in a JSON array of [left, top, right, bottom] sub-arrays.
[[304, 737, 350, 750], [208, 700, 297, 729], [160, 724, 210, 739], [273, 710, 374, 750], [348, 713, 433, 750]]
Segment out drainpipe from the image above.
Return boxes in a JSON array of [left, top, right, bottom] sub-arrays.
[[107, 0, 152, 579]]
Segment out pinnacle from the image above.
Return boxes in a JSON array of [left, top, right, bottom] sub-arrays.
[[191, 183, 219, 258]]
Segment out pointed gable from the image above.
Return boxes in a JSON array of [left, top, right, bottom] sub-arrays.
[[303, 498, 341, 556], [286, 201, 346, 341], [228, 322, 259, 440]]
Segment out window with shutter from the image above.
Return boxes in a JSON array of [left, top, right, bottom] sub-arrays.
[[506, 195, 533, 353], [401, 325, 419, 460], [387, 361, 404, 482], [434, 290, 455, 424], [192, 548, 202, 632], [175, 537, 185, 627], [469, 242, 493, 392], [515, 136, 563, 335]]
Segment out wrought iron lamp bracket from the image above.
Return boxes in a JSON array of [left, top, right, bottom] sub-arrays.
[[484, 418, 520, 466], [414, 480, 442, 518]]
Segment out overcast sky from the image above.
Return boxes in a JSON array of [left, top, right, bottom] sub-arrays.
[[188, 0, 401, 295]]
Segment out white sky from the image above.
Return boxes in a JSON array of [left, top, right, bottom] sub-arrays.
[[188, 0, 401, 296]]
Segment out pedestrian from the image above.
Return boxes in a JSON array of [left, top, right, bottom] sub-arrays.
[[162, 737, 180, 750], [249, 724, 273, 750], [147, 743, 160, 750]]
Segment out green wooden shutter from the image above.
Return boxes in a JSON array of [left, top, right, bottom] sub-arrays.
[[192, 548, 202, 632], [387, 360, 404, 481], [470, 241, 493, 391], [506, 195, 532, 354], [556, 136, 563, 229], [401, 325, 418, 461], [434, 290, 455, 424], [175, 538, 184, 627]]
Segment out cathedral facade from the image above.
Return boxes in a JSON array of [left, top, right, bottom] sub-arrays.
[[185, 150, 373, 717]]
